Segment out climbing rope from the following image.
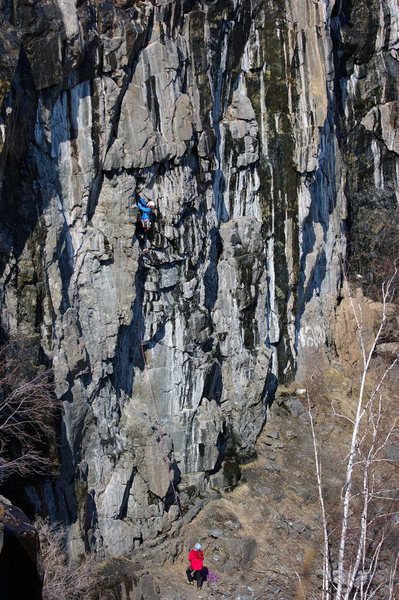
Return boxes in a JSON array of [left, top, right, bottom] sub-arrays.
[[140, 337, 183, 520]]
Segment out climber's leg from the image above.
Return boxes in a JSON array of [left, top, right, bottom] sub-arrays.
[[186, 568, 195, 584]]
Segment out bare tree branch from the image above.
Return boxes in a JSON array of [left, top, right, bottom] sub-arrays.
[[307, 265, 399, 599], [0, 341, 58, 482]]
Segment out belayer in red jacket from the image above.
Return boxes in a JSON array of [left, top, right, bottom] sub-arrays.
[[186, 543, 207, 589]]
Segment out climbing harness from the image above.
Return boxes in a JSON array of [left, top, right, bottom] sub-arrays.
[[140, 336, 183, 520], [141, 218, 152, 231]]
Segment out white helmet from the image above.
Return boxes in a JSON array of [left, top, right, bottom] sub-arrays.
[[147, 200, 155, 209], [194, 543, 202, 550]]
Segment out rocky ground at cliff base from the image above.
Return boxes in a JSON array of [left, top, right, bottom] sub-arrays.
[[152, 373, 347, 599], [139, 338, 399, 600]]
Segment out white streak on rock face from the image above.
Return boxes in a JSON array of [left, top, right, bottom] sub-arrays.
[[211, 25, 230, 223], [49, 81, 93, 235], [376, 0, 387, 51], [284, 213, 296, 366], [396, 160, 399, 207], [298, 324, 326, 349], [372, 138, 384, 190], [376, 0, 399, 53], [57, 0, 79, 39], [266, 198, 279, 351], [362, 103, 399, 157]]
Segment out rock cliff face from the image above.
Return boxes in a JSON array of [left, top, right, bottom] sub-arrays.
[[0, 0, 398, 557]]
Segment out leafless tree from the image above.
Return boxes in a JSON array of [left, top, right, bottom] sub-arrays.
[[37, 519, 99, 600], [307, 270, 399, 599], [0, 341, 58, 482]]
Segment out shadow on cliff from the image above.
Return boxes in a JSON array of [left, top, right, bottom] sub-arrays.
[[294, 0, 362, 345], [112, 263, 146, 399], [112, 259, 165, 402], [295, 117, 339, 349], [0, 45, 90, 322], [204, 227, 223, 312], [0, 522, 42, 600], [0, 48, 41, 279]]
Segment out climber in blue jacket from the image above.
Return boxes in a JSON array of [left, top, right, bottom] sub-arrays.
[[137, 195, 156, 231]]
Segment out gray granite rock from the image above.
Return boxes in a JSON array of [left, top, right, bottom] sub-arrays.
[[0, 0, 397, 560]]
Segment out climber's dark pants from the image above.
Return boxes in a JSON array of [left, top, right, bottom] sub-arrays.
[[186, 567, 207, 588]]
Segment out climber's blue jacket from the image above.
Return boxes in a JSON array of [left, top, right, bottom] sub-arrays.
[[137, 196, 153, 219]]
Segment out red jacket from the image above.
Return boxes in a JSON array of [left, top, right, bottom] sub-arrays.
[[188, 549, 204, 571]]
